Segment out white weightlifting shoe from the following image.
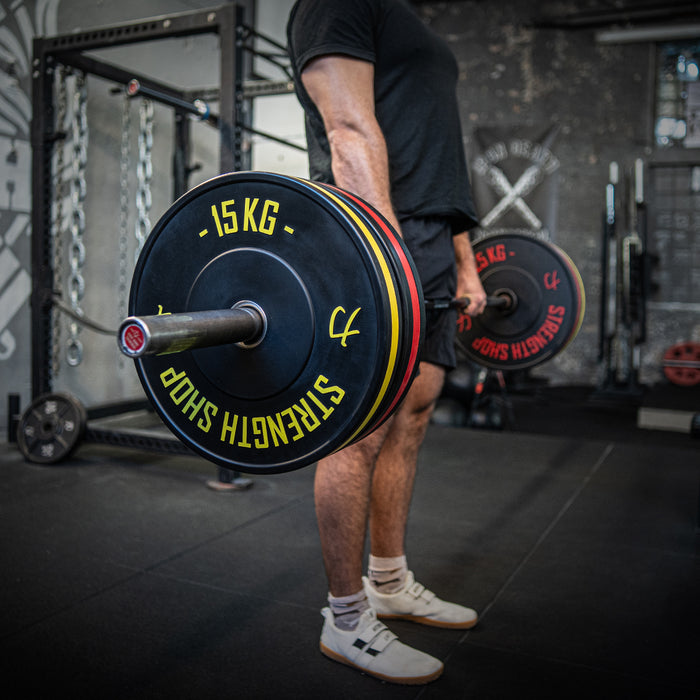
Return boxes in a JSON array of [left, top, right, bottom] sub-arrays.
[[364, 571, 478, 629], [319, 607, 443, 685]]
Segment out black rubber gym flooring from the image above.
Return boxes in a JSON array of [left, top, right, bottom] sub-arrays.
[[1, 392, 699, 699]]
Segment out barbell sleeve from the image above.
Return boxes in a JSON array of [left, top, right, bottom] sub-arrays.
[[118, 305, 266, 358], [126, 79, 211, 121]]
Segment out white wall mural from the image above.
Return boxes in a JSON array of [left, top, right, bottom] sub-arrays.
[[1, 0, 59, 364]]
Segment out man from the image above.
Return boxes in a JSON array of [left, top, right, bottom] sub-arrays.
[[287, 0, 487, 684]]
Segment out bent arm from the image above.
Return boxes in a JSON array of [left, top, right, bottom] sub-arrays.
[[300, 55, 401, 232], [302, 54, 486, 316]]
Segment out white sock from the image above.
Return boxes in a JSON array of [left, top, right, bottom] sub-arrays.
[[367, 554, 408, 594], [328, 589, 370, 631]]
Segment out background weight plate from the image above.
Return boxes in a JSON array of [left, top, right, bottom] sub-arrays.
[[663, 342, 700, 386], [456, 234, 584, 370], [556, 245, 587, 351], [129, 172, 401, 473], [16, 392, 87, 464]]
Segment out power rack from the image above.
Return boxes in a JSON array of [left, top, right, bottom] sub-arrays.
[[19, 3, 298, 480]]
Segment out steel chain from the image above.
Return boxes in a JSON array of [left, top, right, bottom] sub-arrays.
[[51, 65, 68, 380], [135, 99, 153, 265], [66, 71, 88, 367], [118, 95, 132, 348]]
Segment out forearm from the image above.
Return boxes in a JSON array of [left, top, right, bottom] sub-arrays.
[[327, 124, 400, 233], [300, 56, 401, 233], [453, 232, 478, 283], [453, 231, 487, 314]]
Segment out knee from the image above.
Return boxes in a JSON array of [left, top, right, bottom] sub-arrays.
[[348, 420, 391, 464], [401, 363, 445, 421], [396, 392, 438, 435], [406, 398, 437, 428]]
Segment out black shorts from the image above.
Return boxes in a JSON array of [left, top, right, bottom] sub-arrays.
[[400, 217, 458, 370]]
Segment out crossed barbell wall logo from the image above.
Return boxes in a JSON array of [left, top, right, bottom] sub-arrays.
[[479, 161, 544, 230], [473, 132, 560, 233]]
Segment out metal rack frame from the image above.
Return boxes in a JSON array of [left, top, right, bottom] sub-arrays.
[[24, 3, 296, 466], [31, 3, 247, 399]]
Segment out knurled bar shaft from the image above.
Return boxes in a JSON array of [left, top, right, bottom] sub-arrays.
[[424, 295, 512, 311]]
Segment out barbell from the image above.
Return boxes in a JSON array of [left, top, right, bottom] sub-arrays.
[[118, 171, 585, 474], [120, 296, 516, 358]]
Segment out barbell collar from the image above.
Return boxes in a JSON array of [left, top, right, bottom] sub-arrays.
[[118, 305, 265, 358]]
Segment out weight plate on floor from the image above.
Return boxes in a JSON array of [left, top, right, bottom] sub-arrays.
[[455, 234, 585, 370], [16, 392, 87, 464], [129, 172, 405, 473]]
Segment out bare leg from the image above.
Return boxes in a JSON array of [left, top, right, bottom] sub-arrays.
[[314, 423, 389, 597], [314, 361, 445, 596], [369, 361, 446, 558]]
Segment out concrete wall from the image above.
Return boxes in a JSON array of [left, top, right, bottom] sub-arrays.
[[1, 0, 697, 438], [421, 2, 648, 386]]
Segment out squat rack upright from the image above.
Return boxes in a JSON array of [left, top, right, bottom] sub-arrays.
[[22, 3, 298, 468]]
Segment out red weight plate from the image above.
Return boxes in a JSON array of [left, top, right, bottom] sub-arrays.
[[663, 342, 700, 386], [548, 243, 586, 352], [455, 234, 584, 370]]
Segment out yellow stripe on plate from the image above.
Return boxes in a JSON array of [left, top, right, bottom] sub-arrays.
[[301, 179, 401, 447]]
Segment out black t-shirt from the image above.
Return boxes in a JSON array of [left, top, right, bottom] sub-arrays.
[[286, 0, 479, 231]]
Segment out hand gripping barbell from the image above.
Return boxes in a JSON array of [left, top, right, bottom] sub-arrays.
[[118, 172, 584, 474]]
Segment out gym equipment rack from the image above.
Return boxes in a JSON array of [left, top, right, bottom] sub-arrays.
[[14, 3, 294, 479]]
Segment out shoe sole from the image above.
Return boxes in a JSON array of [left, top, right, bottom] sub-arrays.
[[375, 613, 479, 629], [319, 643, 443, 685]]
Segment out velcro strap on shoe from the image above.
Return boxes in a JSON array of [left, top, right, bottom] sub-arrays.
[[407, 581, 436, 603], [365, 628, 397, 656], [352, 621, 397, 657]]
